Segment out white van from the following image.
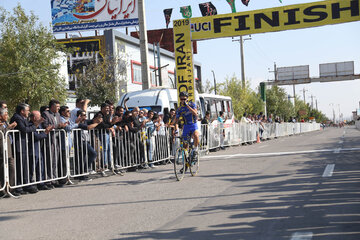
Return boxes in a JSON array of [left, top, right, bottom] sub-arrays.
[[118, 88, 234, 123], [118, 88, 201, 116]]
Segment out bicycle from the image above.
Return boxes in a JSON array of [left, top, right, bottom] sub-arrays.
[[173, 136, 200, 181]]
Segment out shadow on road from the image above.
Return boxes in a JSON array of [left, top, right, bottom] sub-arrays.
[[115, 150, 360, 240]]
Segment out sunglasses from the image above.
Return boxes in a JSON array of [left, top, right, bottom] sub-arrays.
[[180, 98, 187, 101]]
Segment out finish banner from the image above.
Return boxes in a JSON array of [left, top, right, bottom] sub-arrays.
[[51, 0, 139, 33], [190, 0, 360, 40], [173, 19, 195, 102]]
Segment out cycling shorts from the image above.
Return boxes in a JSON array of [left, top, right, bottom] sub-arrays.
[[182, 123, 198, 141]]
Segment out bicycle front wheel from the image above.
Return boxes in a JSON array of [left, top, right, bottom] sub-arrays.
[[189, 150, 200, 176], [174, 148, 186, 181]]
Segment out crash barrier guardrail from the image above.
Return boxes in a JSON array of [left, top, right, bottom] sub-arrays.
[[0, 122, 320, 196]]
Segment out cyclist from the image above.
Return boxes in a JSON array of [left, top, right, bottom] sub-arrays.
[[172, 91, 200, 161]]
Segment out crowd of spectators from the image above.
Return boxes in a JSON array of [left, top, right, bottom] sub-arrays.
[[0, 98, 181, 197], [1, 98, 295, 197]]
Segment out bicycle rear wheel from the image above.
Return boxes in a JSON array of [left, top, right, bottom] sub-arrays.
[[174, 148, 186, 181], [189, 150, 200, 176]]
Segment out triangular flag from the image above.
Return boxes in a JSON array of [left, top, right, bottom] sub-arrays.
[[180, 6, 192, 19], [241, 0, 250, 6], [163, 9, 173, 28], [199, 2, 218, 17], [226, 0, 237, 13]]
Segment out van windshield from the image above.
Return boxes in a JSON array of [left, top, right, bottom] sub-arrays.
[[127, 106, 162, 113]]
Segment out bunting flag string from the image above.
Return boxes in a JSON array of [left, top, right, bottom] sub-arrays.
[[163, 8, 173, 28], [199, 2, 218, 17], [241, 0, 250, 6], [226, 0, 237, 13], [180, 6, 192, 18]]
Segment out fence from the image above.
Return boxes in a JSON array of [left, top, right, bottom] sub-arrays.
[[0, 122, 320, 197], [356, 121, 360, 130], [0, 131, 5, 192]]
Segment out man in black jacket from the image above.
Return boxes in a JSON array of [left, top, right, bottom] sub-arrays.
[[10, 103, 39, 194], [42, 99, 67, 187]]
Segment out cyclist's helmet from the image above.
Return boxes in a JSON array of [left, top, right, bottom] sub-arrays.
[[179, 91, 189, 98]]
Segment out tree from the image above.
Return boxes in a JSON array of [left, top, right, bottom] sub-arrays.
[[0, 5, 67, 111], [216, 75, 264, 119], [266, 85, 294, 121], [75, 54, 128, 106]]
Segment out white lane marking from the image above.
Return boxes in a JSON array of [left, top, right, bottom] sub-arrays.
[[334, 148, 341, 153], [203, 147, 360, 160], [338, 141, 343, 144], [291, 232, 313, 240], [258, 144, 269, 149], [322, 164, 335, 177]]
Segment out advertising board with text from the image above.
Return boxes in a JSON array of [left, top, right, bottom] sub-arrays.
[[52, 0, 138, 33]]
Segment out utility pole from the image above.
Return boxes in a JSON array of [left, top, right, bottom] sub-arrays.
[[232, 36, 251, 89], [212, 70, 217, 94], [138, 0, 150, 90], [240, 35, 245, 89], [268, 62, 278, 81], [310, 95, 314, 109], [316, 99, 318, 111], [300, 88, 308, 103]]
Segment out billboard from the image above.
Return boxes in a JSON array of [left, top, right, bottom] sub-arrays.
[[51, 0, 139, 33], [57, 36, 105, 90], [319, 61, 354, 77], [277, 65, 309, 81]]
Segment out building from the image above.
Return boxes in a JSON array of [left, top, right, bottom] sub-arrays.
[[57, 29, 203, 105]]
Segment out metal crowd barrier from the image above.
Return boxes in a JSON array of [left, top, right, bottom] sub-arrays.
[[69, 129, 97, 178], [149, 126, 171, 163], [1, 122, 322, 197], [5, 129, 68, 191], [199, 124, 210, 153], [113, 129, 144, 170], [1, 131, 6, 192]]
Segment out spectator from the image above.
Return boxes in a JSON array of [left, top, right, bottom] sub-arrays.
[[0, 107, 18, 196], [240, 113, 249, 123], [138, 109, 146, 123], [40, 106, 49, 115], [60, 105, 79, 151], [147, 112, 160, 168], [218, 111, 226, 149], [93, 103, 114, 174], [10, 103, 39, 194], [200, 111, 211, 149], [0, 101, 8, 109], [70, 98, 90, 123], [114, 106, 127, 132], [29, 111, 53, 190], [42, 99, 67, 187], [73, 110, 102, 180]]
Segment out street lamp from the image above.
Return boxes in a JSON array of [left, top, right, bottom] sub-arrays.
[[232, 35, 251, 89]]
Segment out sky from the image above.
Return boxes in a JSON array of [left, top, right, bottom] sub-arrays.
[[1, 0, 359, 121]]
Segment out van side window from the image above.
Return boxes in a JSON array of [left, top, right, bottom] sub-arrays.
[[196, 101, 202, 120], [210, 100, 217, 120], [227, 101, 233, 118], [216, 100, 223, 114]]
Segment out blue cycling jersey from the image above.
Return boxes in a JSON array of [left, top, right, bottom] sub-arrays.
[[176, 101, 197, 125]]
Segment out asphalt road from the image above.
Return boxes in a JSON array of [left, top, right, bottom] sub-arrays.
[[0, 126, 359, 240]]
